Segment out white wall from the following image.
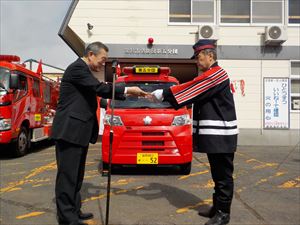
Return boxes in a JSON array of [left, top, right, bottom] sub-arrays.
[[219, 60, 262, 129], [69, 0, 300, 46], [219, 60, 299, 129]]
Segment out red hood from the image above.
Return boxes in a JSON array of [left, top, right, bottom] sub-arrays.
[[107, 108, 188, 126]]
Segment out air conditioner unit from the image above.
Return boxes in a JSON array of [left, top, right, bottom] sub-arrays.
[[197, 25, 219, 40], [264, 26, 287, 46]]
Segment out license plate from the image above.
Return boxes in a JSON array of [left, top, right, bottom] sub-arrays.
[[137, 153, 158, 164]]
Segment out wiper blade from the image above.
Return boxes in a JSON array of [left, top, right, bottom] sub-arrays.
[[135, 106, 152, 109]]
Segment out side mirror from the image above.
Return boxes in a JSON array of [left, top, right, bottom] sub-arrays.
[[100, 98, 108, 110], [0, 82, 5, 90], [10, 73, 20, 90]]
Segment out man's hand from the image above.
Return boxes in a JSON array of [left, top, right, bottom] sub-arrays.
[[126, 86, 150, 97]]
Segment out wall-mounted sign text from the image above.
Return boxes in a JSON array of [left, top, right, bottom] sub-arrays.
[[263, 78, 290, 129], [124, 48, 179, 55]]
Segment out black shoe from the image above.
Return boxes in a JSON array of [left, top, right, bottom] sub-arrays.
[[204, 210, 230, 225], [77, 221, 89, 225], [78, 211, 94, 220], [198, 205, 216, 218], [58, 220, 88, 225]]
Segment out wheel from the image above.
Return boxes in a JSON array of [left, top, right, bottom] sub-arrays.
[[13, 126, 30, 157], [179, 162, 192, 175]]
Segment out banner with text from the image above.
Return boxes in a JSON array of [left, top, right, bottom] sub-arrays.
[[263, 78, 290, 129]]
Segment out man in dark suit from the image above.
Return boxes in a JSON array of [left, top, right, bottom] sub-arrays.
[[52, 42, 147, 225]]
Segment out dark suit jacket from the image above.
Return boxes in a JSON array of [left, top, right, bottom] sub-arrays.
[[51, 58, 125, 147]]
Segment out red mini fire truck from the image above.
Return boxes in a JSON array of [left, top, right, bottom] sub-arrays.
[[101, 65, 192, 174], [0, 55, 59, 157]]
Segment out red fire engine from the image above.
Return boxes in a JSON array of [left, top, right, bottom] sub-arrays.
[[0, 55, 59, 157], [101, 65, 193, 174]]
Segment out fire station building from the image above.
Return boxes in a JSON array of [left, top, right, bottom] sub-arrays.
[[59, 0, 300, 146]]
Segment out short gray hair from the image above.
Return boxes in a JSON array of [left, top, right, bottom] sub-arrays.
[[202, 49, 217, 60], [84, 42, 109, 56]]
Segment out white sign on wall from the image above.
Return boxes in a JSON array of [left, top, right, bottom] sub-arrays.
[[263, 78, 290, 129]]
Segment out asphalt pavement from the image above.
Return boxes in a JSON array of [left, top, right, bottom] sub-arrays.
[[0, 141, 299, 225]]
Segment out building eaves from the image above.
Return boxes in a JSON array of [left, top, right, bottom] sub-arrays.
[[58, 0, 85, 57]]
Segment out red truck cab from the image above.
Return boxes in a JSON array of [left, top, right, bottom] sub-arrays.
[[0, 55, 59, 156], [101, 65, 192, 174]]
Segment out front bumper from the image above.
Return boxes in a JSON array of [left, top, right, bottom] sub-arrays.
[[0, 130, 12, 144], [102, 125, 192, 165]]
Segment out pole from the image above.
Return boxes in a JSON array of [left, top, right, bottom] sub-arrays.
[[105, 60, 119, 225], [23, 59, 65, 72]]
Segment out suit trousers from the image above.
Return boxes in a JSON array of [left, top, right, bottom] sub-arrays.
[[207, 153, 235, 214], [55, 140, 88, 224]]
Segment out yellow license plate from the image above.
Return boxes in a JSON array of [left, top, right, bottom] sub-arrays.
[[137, 153, 158, 164]]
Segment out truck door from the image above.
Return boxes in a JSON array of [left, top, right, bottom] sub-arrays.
[[10, 72, 31, 156], [30, 77, 43, 127], [11, 72, 29, 132]]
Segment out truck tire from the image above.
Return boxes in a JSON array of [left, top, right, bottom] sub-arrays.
[[13, 126, 29, 157], [179, 162, 192, 175]]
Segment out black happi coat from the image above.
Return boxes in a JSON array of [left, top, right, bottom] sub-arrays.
[[163, 62, 238, 153]]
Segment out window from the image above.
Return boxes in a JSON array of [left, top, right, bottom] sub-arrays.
[[220, 0, 284, 24], [221, 0, 250, 23], [169, 0, 215, 24], [289, 0, 300, 24], [290, 61, 300, 111], [192, 0, 215, 23], [33, 79, 40, 97], [43, 83, 51, 104], [252, 0, 283, 24], [0, 67, 10, 96], [114, 82, 176, 109], [13, 74, 27, 102], [168, 0, 289, 25], [169, 0, 191, 23]]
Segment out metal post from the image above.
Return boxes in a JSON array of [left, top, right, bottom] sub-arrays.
[[105, 60, 118, 225]]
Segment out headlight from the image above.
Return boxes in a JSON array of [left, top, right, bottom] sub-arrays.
[[172, 114, 191, 126], [104, 115, 123, 126], [0, 119, 11, 131]]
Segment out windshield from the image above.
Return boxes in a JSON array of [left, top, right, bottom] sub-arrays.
[[0, 67, 10, 96], [114, 82, 177, 109]]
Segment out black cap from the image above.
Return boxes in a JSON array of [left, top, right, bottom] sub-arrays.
[[191, 39, 216, 59]]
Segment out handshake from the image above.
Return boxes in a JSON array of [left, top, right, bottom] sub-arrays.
[[125, 87, 164, 102]]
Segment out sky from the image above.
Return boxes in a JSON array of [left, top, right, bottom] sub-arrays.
[[0, 0, 77, 70]]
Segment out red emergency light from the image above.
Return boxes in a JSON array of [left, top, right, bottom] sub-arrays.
[[148, 37, 154, 45], [0, 55, 21, 62]]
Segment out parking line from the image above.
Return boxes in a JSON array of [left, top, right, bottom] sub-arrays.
[[178, 170, 209, 180], [16, 211, 45, 219]]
